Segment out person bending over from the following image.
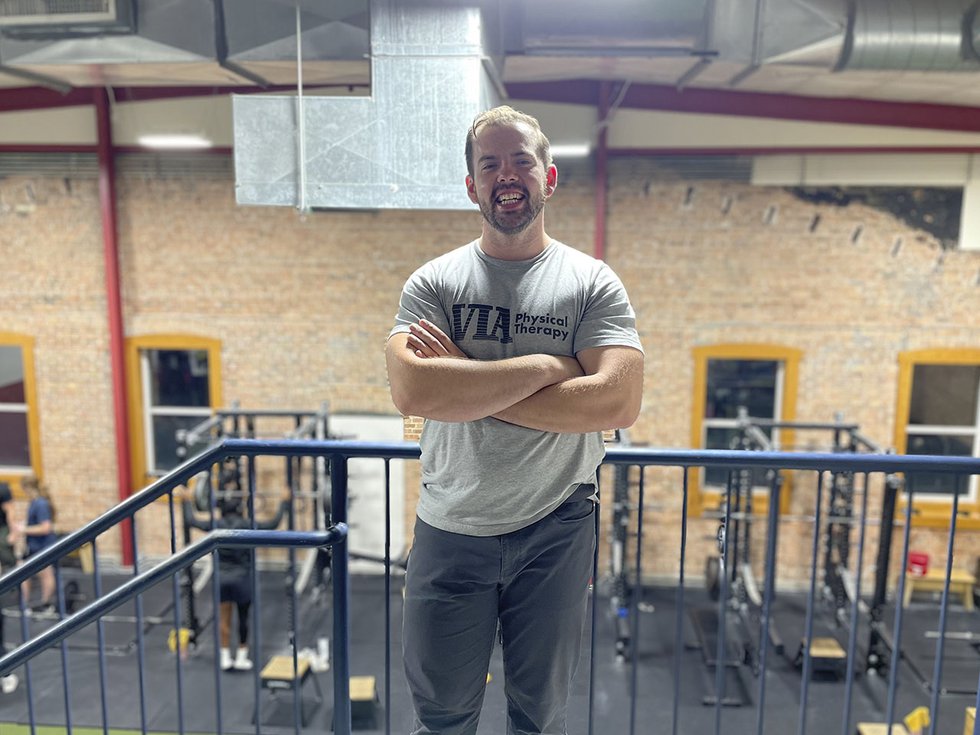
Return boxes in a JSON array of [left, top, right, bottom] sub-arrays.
[[182, 479, 289, 671]]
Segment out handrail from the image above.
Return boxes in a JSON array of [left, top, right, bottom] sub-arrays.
[[6, 439, 979, 593], [0, 438, 976, 735], [0, 526, 346, 676]]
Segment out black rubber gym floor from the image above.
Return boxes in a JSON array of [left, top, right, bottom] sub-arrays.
[[0, 572, 976, 734]]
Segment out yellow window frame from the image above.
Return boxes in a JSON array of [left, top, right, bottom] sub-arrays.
[[0, 332, 43, 491], [894, 348, 980, 529], [690, 344, 801, 518], [125, 335, 223, 491]]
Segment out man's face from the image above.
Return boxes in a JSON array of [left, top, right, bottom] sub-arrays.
[[466, 122, 556, 236]]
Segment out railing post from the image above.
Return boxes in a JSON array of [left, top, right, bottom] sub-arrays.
[[331, 454, 352, 735]]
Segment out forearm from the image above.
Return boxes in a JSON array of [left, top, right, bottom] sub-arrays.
[[181, 501, 210, 531], [387, 337, 578, 422], [494, 346, 644, 433], [23, 521, 52, 536], [258, 502, 289, 529], [493, 374, 638, 433]]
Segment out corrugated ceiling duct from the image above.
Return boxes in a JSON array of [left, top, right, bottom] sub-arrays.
[[839, 0, 979, 70], [517, 0, 980, 72], [712, 0, 980, 71], [233, 0, 500, 211]]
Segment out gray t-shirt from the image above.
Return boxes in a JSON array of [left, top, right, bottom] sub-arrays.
[[390, 239, 643, 536]]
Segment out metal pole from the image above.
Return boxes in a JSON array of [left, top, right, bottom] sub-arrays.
[[330, 455, 352, 735], [671, 468, 689, 735], [797, 471, 826, 735]]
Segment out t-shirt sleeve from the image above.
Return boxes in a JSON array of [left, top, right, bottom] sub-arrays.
[[389, 264, 450, 339], [32, 499, 53, 525], [573, 263, 644, 354]]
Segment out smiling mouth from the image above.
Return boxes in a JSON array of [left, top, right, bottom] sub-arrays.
[[495, 191, 525, 208]]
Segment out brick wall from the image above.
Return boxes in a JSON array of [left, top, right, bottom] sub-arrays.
[[1, 155, 978, 592]]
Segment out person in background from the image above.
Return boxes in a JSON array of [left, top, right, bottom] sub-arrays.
[[182, 462, 290, 672], [15, 475, 57, 613], [0, 480, 19, 694]]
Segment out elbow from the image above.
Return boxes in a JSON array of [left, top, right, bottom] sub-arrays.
[[390, 385, 427, 418], [611, 397, 642, 430]]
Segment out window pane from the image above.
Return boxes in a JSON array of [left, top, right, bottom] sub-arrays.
[[909, 364, 980, 426], [0, 411, 30, 467], [152, 414, 209, 472], [148, 350, 210, 408], [0, 346, 25, 404], [704, 427, 772, 488], [905, 432, 973, 496], [706, 360, 778, 420]]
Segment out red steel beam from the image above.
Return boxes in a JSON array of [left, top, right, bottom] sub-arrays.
[[94, 88, 134, 567], [506, 79, 980, 133], [593, 80, 611, 261]]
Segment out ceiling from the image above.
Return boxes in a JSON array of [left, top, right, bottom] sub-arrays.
[[2, 0, 980, 133]]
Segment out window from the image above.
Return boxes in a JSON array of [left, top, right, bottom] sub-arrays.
[[0, 334, 41, 480], [691, 345, 801, 515], [127, 336, 222, 486], [896, 350, 980, 519], [703, 358, 780, 487]]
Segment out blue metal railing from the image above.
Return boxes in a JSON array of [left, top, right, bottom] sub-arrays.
[[0, 527, 346, 671], [1, 440, 978, 735], [0, 440, 362, 735]]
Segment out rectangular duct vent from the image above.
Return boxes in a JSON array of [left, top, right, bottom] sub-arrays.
[[0, 0, 116, 26]]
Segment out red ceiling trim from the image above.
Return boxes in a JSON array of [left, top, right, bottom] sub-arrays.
[[0, 143, 236, 154], [0, 83, 367, 113], [506, 80, 980, 133], [0, 143, 96, 153]]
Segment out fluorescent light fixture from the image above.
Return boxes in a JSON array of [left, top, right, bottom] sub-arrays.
[[137, 134, 213, 150], [550, 143, 591, 158]]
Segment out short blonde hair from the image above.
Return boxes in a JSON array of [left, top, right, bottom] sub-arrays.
[[465, 105, 552, 177]]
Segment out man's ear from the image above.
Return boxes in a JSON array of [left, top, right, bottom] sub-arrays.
[[545, 165, 558, 196], [465, 175, 478, 204]]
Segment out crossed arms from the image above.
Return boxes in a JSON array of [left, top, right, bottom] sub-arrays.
[[385, 319, 644, 433]]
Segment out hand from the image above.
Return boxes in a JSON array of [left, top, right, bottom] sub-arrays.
[[407, 320, 467, 359]]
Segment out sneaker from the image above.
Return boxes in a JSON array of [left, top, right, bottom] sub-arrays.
[[1, 674, 17, 694], [233, 647, 253, 671], [219, 648, 233, 671]]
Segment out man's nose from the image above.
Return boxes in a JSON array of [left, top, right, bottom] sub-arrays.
[[496, 164, 518, 182]]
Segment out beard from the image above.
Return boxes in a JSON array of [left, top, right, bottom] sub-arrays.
[[479, 182, 546, 236]]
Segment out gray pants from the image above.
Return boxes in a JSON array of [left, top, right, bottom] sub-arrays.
[[403, 486, 597, 735]]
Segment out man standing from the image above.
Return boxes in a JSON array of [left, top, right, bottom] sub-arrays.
[[386, 105, 644, 734]]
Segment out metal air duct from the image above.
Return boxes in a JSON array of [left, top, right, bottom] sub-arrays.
[[233, 0, 500, 210], [839, 0, 978, 71], [515, 0, 980, 72]]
